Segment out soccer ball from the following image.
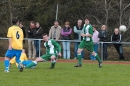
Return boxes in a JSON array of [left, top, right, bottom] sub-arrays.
[[119, 25, 127, 32]]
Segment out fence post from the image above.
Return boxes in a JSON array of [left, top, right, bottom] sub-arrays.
[[101, 42, 104, 61], [39, 39, 41, 57]]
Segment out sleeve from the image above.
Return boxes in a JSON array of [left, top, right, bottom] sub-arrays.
[[56, 27, 62, 40], [51, 40, 61, 53], [74, 26, 81, 34], [111, 35, 113, 42], [89, 26, 93, 35], [61, 29, 65, 36], [49, 28, 52, 39], [22, 28, 26, 38], [118, 34, 122, 42], [10, 57, 16, 64], [7, 28, 12, 38], [64, 28, 72, 35]]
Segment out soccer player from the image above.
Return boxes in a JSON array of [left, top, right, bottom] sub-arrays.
[[4, 18, 24, 72], [26, 33, 62, 69], [74, 17, 102, 68], [10, 49, 33, 68]]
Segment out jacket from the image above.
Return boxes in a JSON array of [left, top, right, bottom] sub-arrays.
[[49, 25, 62, 40], [33, 27, 43, 39], [98, 30, 108, 42]]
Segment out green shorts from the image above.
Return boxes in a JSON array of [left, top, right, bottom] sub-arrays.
[[41, 54, 57, 61], [79, 40, 94, 52]]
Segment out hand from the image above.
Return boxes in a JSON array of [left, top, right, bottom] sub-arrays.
[[58, 53, 62, 57], [8, 45, 12, 50], [81, 33, 86, 37], [28, 30, 30, 32]]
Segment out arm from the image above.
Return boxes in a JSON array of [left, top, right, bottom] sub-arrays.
[[64, 28, 72, 35], [49, 28, 52, 39], [51, 40, 61, 53], [81, 26, 92, 37], [111, 35, 113, 42], [56, 27, 62, 40], [61, 29, 66, 36], [118, 34, 122, 42], [74, 26, 82, 34]]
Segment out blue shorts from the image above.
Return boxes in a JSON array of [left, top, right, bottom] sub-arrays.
[[22, 60, 32, 66], [5, 49, 22, 63]]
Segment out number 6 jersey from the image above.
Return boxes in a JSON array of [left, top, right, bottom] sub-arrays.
[[7, 25, 23, 50]]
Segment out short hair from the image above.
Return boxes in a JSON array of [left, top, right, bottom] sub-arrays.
[[84, 16, 90, 21], [12, 18, 19, 25], [65, 21, 70, 25], [42, 33, 48, 37], [78, 19, 82, 23], [54, 20, 59, 23], [30, 21, 35, 24]]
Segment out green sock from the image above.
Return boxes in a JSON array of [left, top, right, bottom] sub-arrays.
[[51, 62, 56, 68], [26, 62, 36, 68], [95, 54, 102, 63], [77, 54, 82, 65]]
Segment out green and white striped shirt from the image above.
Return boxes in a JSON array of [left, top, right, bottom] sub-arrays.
[[44, 39, 61, 54]]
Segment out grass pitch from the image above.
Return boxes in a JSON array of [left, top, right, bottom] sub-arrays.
[[0, 61, 130, 86]]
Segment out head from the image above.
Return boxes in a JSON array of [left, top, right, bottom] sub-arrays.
[[101, 25, 107, 31], [19, 22, 23, 28], [84, 17, 90, 25], [42, 33, 49, 42], [65, 21, 70, 28], [30, 21, 35, 27], [77, 19, 82, 27], [114, 28, 120, 35], [92, 25, 97, 31], [36, 22, 40, 28], [12, 18, 19, 25], [54, 20, 59, 27]]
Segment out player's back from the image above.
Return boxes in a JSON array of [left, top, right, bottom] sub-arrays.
[[7, 25, 23, 50]]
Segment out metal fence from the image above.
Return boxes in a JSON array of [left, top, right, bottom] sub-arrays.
[[0, 37, 130, 61]]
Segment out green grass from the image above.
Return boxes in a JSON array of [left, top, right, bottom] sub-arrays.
[[0, 61, 130, 86]]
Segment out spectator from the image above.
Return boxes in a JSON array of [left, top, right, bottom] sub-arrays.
[[27, 21, 36, 58], [73, 19, 84, 59], [90, 25, 99, 60], [111, 28, 125, 60], [33, 22, 43, 57], [49, 20, 62, 41], [19, 22, 26, 43], [61, 21, 72, 59], [98, 25, 108, 60]]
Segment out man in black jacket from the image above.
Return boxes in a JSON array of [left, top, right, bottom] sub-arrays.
[[111, 28, 125, 60], [33, 22, 43, 57], [98, 25, 108, 60]]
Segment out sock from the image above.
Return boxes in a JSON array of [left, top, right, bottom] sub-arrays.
[[51, 60, 56, 68], [4, 60, 10, 70], [94, 53, 102, 63], [26, 61, 37, 68], [77, 54, 82, 65]]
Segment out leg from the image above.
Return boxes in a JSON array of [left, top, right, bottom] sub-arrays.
[[74, 42, 78, 59], [91, 51, 102, 68], [50, 55, 57, 69], [28, 40, 32, 58], [119, 45, 125, 60], [74, 48, 83, 67], [62, 42, 67, 59], [93, 44, 99, 60], [103, 43, 108, 60], [32, 40, 36, 58], [66, 42, 70, 59], [4, 50, 15, 72]]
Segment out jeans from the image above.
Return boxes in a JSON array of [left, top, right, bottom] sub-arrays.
[[62, 41, 70, 59], [74, 42, 84, 58], [113, 44, 125, 60], [34, 40, 41, 57], [28, 40, 36, 58], [90, 44, 98, 60], [100, 43, 108, 60]]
